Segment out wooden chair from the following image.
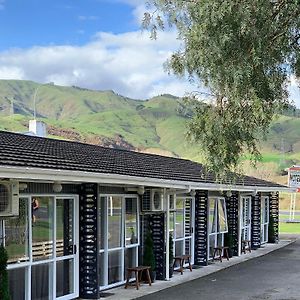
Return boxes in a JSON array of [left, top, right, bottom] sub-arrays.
[[124, 266, 152, 290], [241, 240, 251, 254], [212, 246, 230, 262], [173, 254, 192, 275]]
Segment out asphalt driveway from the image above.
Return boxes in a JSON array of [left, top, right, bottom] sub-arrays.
[[139, 239, 300, 300]]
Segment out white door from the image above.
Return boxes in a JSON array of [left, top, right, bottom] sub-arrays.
[[172, 197, 195, 264], [261, 196, 269, 244], [6, 196, 79, 300], [99, 195, 139, 289], [240, 196, 251, 252], [208, 197, 228, 259], [55, 197, 79, 300]]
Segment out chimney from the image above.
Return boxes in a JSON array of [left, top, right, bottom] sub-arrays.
[[29, 120, 47, 137]]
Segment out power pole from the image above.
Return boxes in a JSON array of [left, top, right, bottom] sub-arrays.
[[10, 97, 14, 115]]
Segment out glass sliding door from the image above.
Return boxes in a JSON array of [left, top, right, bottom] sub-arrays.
[[171, 197, 194, 265], [31, 196, 54, 300], [7, 195, 78, 300], [240, 196, 251, 242], [55, 198, 77, 298], [107, 196, 123, 285], [239, 196, 251, 254], [99, 195, 139, 289], [6, 197, 29, 300], [261, 196, 269, 244], [208, 197, 228, 259]]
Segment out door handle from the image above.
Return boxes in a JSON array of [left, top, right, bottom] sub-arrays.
[[73, 245, 77, 254]]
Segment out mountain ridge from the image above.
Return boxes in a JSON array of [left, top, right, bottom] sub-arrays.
[[0, 79, 299, 185]]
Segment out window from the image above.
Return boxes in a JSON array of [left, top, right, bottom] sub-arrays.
[[170, 197, 194, 259], [99, 195, 139, 289], [208, 197, 228, 259], [209, 197, 228, 234], [5, 198, 29, 264], [218, 198, 228, 233], [125, 198, 138, 246], [261, 196, 269, 244], [175, 198, 184, 239], [107, 196, 122, 249]]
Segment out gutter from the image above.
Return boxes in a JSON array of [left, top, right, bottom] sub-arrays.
[[0, 165, 293, 193]]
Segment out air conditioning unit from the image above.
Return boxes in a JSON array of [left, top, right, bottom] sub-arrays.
[[0, 181, 19, 217], [151, 190, 164, 211]]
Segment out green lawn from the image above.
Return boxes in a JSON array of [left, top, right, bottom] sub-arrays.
[[279, 222, 300, 233], [280, 214, 300, 220]]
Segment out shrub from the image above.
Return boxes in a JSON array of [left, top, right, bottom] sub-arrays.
[[143, 231, 156, 271], [0, 244, 10, 300]]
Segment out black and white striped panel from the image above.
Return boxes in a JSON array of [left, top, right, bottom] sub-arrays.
[[194, 190, 208, 266], [251, 193, 261, 249], [269, 192, 279, 243], [185, 198, 192, 254], [225, 192, 239, 256], [149, 213, 166, 280], [79, 183, 99, 299]]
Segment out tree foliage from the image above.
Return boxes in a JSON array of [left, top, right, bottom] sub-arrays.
[[143, 0, 300, 176]]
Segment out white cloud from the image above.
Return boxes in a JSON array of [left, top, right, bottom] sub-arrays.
[[0, 66, 24, 79], [113, 0, 149, 25], [0, 30, 196, 99]]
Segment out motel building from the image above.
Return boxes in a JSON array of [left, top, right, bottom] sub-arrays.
[[0, 129, 290, 300]]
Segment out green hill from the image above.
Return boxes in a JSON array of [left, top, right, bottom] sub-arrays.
[[0, 79, 298, 185]]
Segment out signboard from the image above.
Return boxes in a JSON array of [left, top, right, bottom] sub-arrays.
[[288, 167, 300, 189]]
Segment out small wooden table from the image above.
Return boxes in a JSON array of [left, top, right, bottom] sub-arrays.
[[124, 266, 152, 290], [173, 255, 192, 275], [241, 240, 251, 254], [212, 246, 230, 262]]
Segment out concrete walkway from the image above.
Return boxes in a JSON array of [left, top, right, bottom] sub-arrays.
[[107, 238, 295, 300]]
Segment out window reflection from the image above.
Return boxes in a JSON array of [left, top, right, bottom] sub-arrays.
[[6, 198, 29, 263], [209, 198, 228, 234], [56, 199, 74, 257], [125, 198, 138, 245], [8, 267, 26, 300], [175, 198, 184, 238], [218, 199, 228, 232], [209, 200, 216, 233], [108, 250, 122, 285], [32, 197, 54, 261], [208, 197, 228, 258], [108, 197, 122, 249]]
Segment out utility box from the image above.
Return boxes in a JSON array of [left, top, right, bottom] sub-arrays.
[[29, 119, 47, 137]]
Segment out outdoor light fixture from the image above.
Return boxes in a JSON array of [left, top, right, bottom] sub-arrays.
[[226, 190, 232, 197], [137, 186, 145, 195], [252, 189, 257, 196], [190, 190, 196, 197], [53, 182, 62, 193], [19, 183, 28, 191]]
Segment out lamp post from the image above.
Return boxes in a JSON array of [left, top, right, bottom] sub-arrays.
[[33, 85, 41, 120], [33, 83, 48, 119]]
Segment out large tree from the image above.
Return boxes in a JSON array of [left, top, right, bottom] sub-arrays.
[[143, 0, 300, 176]]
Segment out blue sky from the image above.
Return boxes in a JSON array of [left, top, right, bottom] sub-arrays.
[[0, 0, 299, 105], [0, 0, 136, 50], [0, 0, 196, 99]]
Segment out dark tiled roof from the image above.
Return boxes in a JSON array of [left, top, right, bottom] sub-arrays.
[[0, 130, 285, 188]]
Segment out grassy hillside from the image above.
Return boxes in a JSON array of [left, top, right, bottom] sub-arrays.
[[0, 79, 299, 185]]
